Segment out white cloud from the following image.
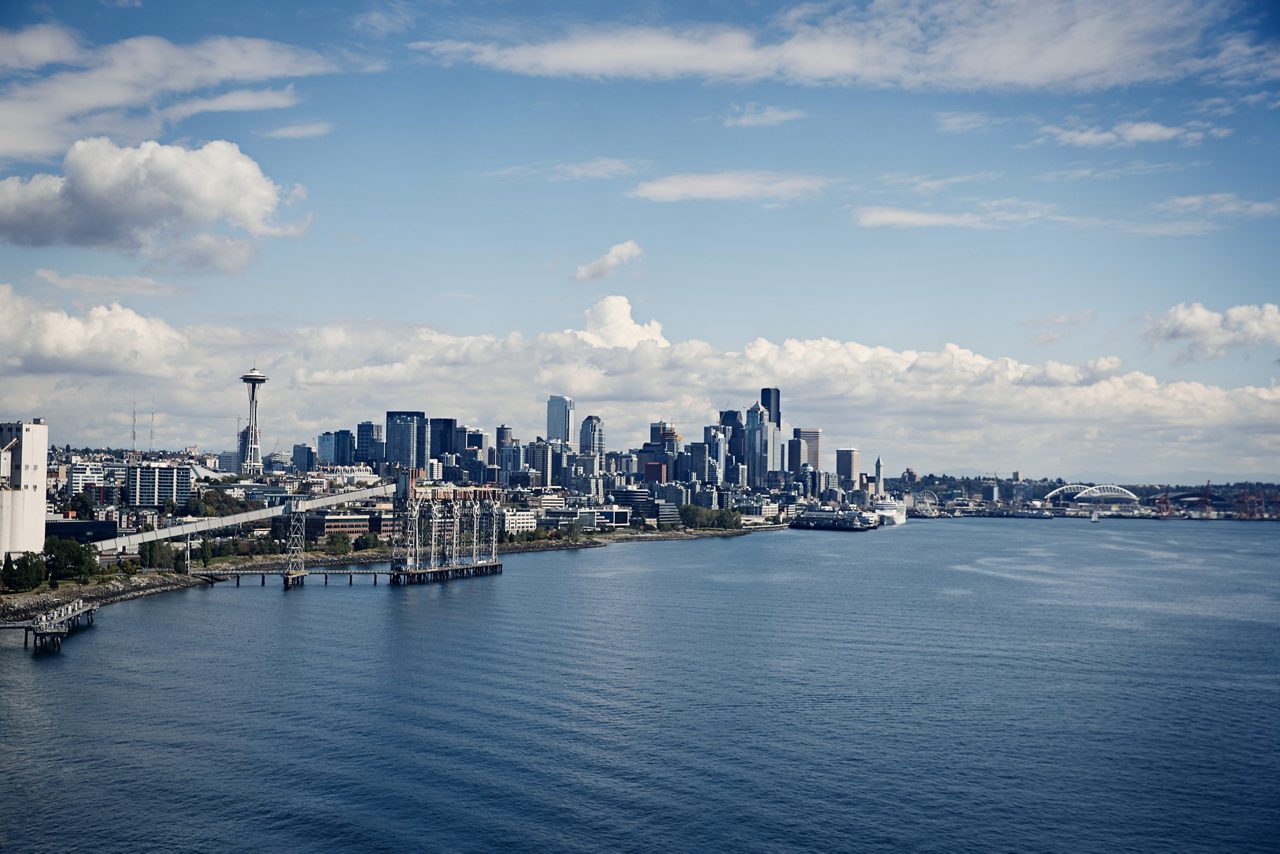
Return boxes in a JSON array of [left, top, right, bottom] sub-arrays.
[[353, 1, 418, 37], [1158, 193, 1279, 218], [164, 85, 299, 122], [575, 240, 644, 281], [856, 198, 1053, 229], [35, 267, 179, 297], [411, 2, 1279, 92], [0, 137, 307, 272], [3, 291, 1276, 480], [574, 295, 668, 348], [0, 23, 82, 71], [723, 103, 807, 127], [1036, 119, 1229, 148], [553, 157, 636, 180], [487, 157, 639, 181], [0, 27, 333, 160], [1033, 160, 1196, 181], [934, 111, 1002, 133], [262, 121, 334, 139], [879, 171, 1001, 194], [630, 170, 829, 203], [1146, 302, 1280, 359]]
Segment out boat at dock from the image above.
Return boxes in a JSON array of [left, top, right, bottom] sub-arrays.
[[789, 508, 877, 532], [874, 498, 908, 526]]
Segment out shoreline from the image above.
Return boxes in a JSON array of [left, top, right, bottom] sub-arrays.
[[0, 572, 209, 623], [0, 526, 781, 622]]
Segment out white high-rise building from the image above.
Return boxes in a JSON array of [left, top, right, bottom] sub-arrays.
[[1, 419, 48, 558], [547, 395, 575, 444]]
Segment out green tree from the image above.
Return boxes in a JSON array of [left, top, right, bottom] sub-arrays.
[[326, 532, 352, 556], [353, 532, 379, 551], [200, 538, 213, 567], [65, 489, 96, 519], [44, 536, 97, 582]]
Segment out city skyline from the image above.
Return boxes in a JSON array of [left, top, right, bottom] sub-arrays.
[[1, 1, 1278, 482]]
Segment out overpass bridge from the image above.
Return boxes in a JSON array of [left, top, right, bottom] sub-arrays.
[[92, 482, 396, 553]]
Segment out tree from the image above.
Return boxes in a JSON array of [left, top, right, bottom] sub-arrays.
[[353, 532, 379, 551], [200, 538, 213, 567], [44, 536, 98, 582], [326, 532, 352, 556], [65, 489, 96, 519]]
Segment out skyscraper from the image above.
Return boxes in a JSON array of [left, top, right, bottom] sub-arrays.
[[744, 402, 775, 488], [385, 410, 427, 470], [547, 395, 574, 444], [429, 417, 458, 458], [579, 415, 605, 458], [356, 421, 383, 465], [794, 427, 822, 471], [495, 424, 515, 448], [836, 448, 861, 489], [333, 429, 356, 466], [760, 387, 781, 429]]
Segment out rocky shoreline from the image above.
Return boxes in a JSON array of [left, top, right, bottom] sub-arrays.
[[0, 572, 209, 623]]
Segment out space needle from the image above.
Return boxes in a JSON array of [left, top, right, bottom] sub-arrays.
[[240, 366, 267, 477]]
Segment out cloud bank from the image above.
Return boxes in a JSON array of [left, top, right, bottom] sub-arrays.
[[2, 290, 1276, 480], [412, 1, 1280, 92]]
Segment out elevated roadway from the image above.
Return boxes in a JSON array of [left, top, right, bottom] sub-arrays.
[[93, 483, 395, 553]]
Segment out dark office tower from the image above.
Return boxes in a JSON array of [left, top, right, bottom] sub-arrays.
[[719, 409, 745, 464], [760, 388, 781, 429], [429, 418, 458, 458], [356, 421, 382, 463], [579, 415, 605, 458], [385, 411, 427, 470], [333, 429, 356, 466], [495, 424, 514, 449]]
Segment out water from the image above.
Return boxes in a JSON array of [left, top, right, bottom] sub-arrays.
[[2, 519, 1278, 852]]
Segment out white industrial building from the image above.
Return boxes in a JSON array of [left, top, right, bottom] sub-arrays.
[[1, 419, 48, 558]]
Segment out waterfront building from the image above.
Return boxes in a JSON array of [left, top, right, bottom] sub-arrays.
[[0, 419, 48, 558], [385, 411, 427, 470], [579, 415, 605, 459], [546, 395, 574, 445]]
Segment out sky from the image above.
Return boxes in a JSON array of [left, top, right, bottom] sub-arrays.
[[1, 0, 1278, 483]]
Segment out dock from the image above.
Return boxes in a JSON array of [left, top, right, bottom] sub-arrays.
[[0, 598, 98, 651], [195, 560, 503, 588]]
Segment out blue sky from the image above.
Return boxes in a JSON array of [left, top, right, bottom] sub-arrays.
[[1, 1, 1278, 481]]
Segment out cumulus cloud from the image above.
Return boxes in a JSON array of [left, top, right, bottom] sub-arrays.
[[1036, 120, 1230, 148], [2, 290, 1276, 479], [411, 1, 1279, 92], [262, 121, 334, 139], [1146, 302, 1280, 359], [630, 171, 829, 203], [0, 25, 333, 159], [36, 267, 179, 297], [0, 137, 307, 272], [723, 103, 807, 127], [575, 240, 644, 281]]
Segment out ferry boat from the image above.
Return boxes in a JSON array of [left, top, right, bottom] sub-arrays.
[[789, 508, 877, 532], [874, 498, 907, 526]]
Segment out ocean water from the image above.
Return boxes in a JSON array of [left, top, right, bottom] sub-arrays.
[[2, 519, 1278, 852]]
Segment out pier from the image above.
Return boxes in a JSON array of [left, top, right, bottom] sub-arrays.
[[0, 598, 98, 651]]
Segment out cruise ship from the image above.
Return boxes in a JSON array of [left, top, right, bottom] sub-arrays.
[[789, 508, 877, 532], [874, 497, 907, 526]]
